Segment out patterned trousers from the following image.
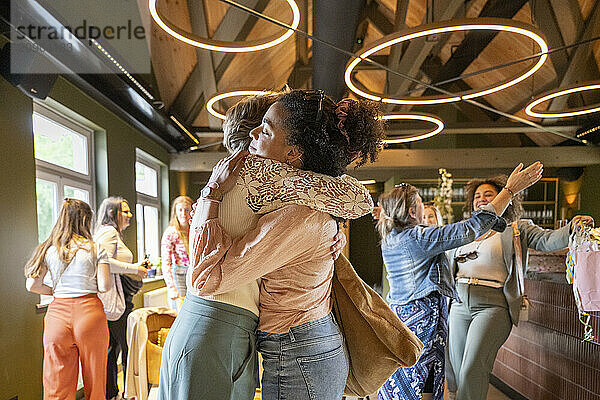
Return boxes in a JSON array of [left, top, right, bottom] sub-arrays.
[[378, 292, 448, 400]]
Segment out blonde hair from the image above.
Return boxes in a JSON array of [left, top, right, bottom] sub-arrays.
[[424, 203, 444, 226], [222, 93, 280, 153], [25, 198, 94, 278], [376, 184, 420, 242], [169, 196, 193, 252]]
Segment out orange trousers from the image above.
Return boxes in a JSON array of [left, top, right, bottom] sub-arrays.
[[43, 293, 109, 400]]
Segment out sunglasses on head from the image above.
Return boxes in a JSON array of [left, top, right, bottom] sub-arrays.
[[454, 250, 479, 263], [302, 90, 325, 123]]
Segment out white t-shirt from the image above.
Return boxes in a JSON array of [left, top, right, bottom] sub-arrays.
[[456, 233, 508, 284], [45, 243, 108, 298]]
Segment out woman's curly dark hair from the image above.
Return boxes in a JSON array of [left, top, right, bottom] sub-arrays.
[[277, 90, 385, 176], [464, 175, 523, 223]]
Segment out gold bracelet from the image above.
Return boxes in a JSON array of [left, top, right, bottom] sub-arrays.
[[504, 187, 515, 198]]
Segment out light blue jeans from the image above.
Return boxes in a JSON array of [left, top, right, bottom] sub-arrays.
[[257, 313, 348, 400]]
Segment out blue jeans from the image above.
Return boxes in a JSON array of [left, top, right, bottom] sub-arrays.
[[257, 313, 348, 400]]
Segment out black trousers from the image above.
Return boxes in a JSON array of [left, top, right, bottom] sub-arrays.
[[106, 300, 133, 399]]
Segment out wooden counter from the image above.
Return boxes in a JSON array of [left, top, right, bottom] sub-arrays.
[[492, 277, 600, 400]]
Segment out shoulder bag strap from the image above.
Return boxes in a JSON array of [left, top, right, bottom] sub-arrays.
[[513, 221, 525, 296]]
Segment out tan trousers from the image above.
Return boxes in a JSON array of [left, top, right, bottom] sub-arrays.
[[43, 294, 109, 400]]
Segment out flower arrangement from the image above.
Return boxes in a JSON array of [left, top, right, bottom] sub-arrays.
[[434, 168, 454, 224]]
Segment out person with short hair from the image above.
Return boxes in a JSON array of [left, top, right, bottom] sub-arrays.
[[25, 198, 111, 400]]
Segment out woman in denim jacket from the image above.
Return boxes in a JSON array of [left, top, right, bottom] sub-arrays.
[[446, 175, 594, 400], [376, 162, 543, 400]]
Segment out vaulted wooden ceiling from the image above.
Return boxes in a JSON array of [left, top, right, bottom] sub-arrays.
[[140, 0, 600, 151]]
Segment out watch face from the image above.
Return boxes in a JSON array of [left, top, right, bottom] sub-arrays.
[[201, 186, 210, 198]]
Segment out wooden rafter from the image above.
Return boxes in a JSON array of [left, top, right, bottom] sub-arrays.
[[420, 0, 529, 98], [170, 0, 219, 128], [384, 0, 465, 107], [212, 0, 271, 83]]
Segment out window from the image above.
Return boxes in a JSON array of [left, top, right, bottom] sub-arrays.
[[33, 103, 95, 244], [33, 102, 95, 307], [135, 153, 161, 262]]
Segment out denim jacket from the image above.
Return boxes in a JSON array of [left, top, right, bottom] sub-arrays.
[[383, 204, 507, 305]]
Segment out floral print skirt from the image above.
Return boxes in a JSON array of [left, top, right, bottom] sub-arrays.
[[378, 291, 448, 400]]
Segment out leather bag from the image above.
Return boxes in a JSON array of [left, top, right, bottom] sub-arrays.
[[512, 222, 530, 322], [331, 254, 424, 397]]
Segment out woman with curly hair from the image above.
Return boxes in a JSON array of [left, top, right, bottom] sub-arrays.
[[184, 90, 385, 399], [375, 162, 543, 400], [446, 175, 593, 400], [158, 91, 381, 400]]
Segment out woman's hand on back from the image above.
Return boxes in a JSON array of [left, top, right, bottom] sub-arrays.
[[571, 215, 594, 227], [505, 161, 544, 194], [330, 230, 347, 260], [208, 150, 249, 196]]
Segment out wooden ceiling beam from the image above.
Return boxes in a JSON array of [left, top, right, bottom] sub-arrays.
[[366, 1, 394, 36], [532, 0, 569, 79], [355, 146, 600, 169], [420, 0, 529, 98], [213, 0, 271, 83], [170, 146, 599, 171], [385, 0, 465, 106], [385, 0, 409, 98], [169, 0, 219, 128], [547, 1, 600, 114], [295, 0, 309, 66], [420, 55, 497, 123]]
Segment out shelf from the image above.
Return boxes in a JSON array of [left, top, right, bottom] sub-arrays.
[[522, 201, 556, 205]]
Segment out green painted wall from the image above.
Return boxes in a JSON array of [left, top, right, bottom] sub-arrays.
[[0, 75, 171, 399], [0, 73, 44, 400]]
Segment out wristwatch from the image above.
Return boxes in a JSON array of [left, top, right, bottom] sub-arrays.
[[200, 181, 223, 202]]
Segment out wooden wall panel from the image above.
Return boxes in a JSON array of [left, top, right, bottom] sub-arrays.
[[493, 279, 600, 400]]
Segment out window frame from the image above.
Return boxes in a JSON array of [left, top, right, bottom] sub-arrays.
[[33, 102, 96, 210], [135, 152, 162, 262], [32, 101, 96, 308]]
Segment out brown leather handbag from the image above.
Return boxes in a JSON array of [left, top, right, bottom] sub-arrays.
[[332, 254, 424, 397]]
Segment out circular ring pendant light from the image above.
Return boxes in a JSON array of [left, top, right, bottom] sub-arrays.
[[206, 90, 277, 120], [381, 113, 444, 143], [345, 18, 548, 105], [149, 0, 300, 52], [525, 82, 600, 118]]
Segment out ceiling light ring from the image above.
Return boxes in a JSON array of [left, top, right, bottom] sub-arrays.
[[149, 0, 300, 52], [525, 82, 600, 118], [345, 18, 549, 105], [381, 113, 444, 143], [207, 90, 277, 120]]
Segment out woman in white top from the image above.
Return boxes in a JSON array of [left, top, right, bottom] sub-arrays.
[[446, 176, 593, 400], [25, 198, 111, 400], [94, 197, 147, 400]]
